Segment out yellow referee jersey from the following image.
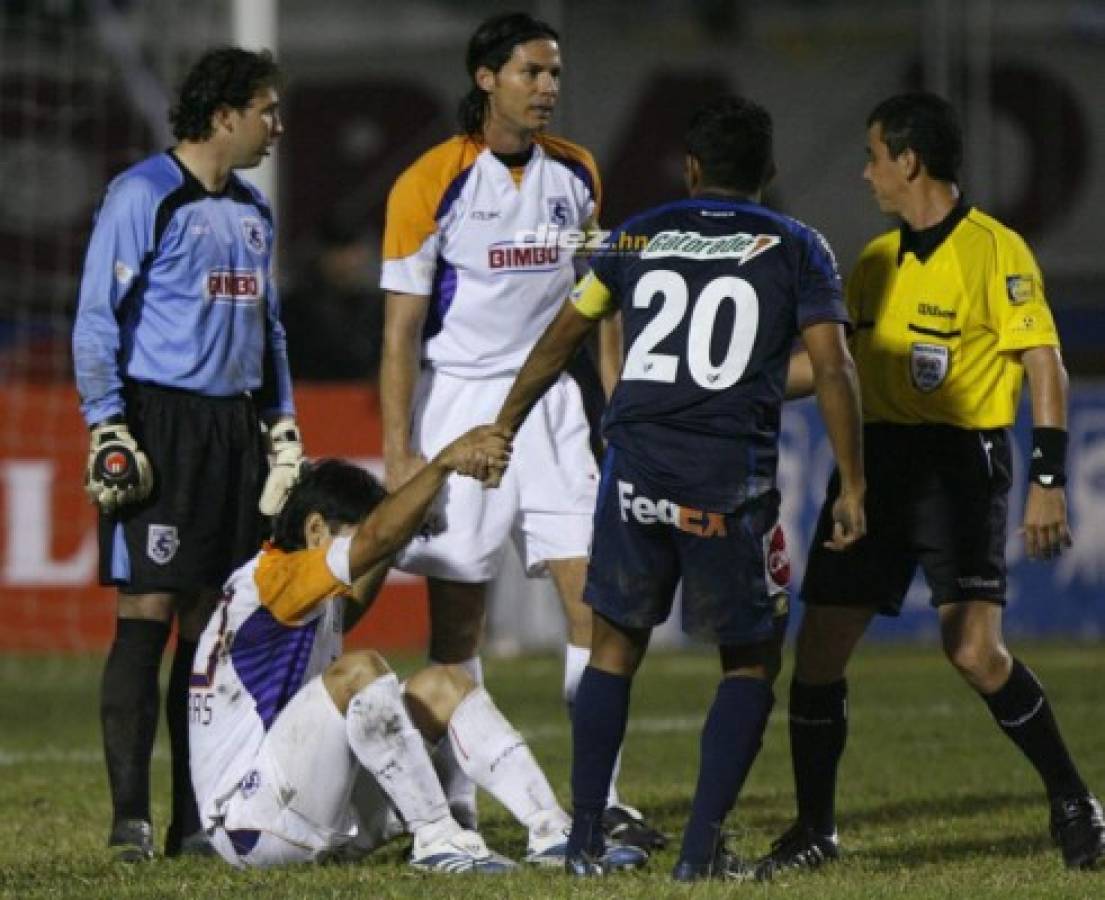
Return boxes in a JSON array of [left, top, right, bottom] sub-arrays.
[[847, 206, 1058, 428]]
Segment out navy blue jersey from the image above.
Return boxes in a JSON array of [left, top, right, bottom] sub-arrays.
[[588, 195, 848, 510], [73, 152, 294, 426]]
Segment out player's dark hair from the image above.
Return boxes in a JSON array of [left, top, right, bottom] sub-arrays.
[[271, 458, 386, 552], [685, 96, 775, 195], [170, 46, 283, 142], [867, 91, 963, 182], [457, 12, 559, 136]]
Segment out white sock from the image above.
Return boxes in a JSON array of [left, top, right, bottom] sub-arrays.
[[562, 643, 588, 706], [432, 654, 483, 686], [427, 655, 481, 828], [608, 751, 623, 808], [448, 687, 568, 837], [564, 643, 623, 808], [345, 672, 452, 835]]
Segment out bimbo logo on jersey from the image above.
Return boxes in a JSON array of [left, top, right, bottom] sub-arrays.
[[488, 243, 560, 270], [205, 269, 262, 303]]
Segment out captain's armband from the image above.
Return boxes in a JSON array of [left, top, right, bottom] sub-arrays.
[[570, 271, 616, 320]]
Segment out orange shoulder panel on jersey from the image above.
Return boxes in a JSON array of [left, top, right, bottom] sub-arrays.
[[537, 133, 603, 220], [254, 545, 344, 626], [383, 135, 484, 263]]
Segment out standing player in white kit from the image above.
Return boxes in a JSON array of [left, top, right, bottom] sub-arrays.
[[380, 10, 663, 850]]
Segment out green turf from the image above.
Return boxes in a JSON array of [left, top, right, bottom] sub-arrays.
[[1, 644, 1102, 898]]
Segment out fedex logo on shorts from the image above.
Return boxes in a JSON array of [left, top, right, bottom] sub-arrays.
[[205, 269, 261, 303], [617, 480, 727, 538]]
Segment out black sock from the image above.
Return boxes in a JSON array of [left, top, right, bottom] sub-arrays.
[[165, 638, 201, 849], [101, 619, 170, 825], [568, 667, 632, 856], [981, 658, 1087, 800], [679, 677, 774, 866], [789, 678, 847, 836]]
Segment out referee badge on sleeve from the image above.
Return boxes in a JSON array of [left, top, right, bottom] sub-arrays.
[[910, 342, 949, 392], [1005, 274, 1036, 304]]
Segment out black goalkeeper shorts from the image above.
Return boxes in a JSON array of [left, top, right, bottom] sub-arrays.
[[802, 422, 1011, 615], [98, 381, 266, 594]]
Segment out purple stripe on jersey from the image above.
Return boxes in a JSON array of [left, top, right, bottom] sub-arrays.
[[231, 606, 320, 730], [434, 166, 475, 221], [546, 153, 595, 203], [424, 256, 458, 341]]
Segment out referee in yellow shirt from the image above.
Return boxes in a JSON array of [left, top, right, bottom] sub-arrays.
[[758, 92, 1104, 876]]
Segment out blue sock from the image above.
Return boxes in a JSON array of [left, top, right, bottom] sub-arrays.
[[679, 676, 775, 865], [568, 666, 632, 856]]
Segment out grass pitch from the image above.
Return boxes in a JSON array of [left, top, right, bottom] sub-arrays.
[[1, 643, 1102, 898]]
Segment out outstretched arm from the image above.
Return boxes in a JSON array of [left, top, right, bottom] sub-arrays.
[[496, 299, 599, 436], [803, 321, 866, 549], [341, 556, 394, 632], [347, 424, 511, 579]]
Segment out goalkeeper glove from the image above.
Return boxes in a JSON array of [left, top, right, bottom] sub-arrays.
[[84, 420, 154, 515], [259, 419, 305, 516]]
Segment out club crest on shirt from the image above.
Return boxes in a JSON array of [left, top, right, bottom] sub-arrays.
[[147, 525, 179, 566], [547, 196, 569, 227], [910, 342, 949, 392], [1006, 274, 1036, 305], [241, 217, 267, 254], [239, 769, 262, 799]]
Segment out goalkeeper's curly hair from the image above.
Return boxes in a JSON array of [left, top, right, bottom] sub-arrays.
[[169, 46, 283, 142]]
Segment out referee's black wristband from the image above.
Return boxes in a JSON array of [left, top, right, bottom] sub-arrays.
[[1028, 427, 1067, 488]]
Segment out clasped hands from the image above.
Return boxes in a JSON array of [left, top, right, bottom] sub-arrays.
[[440, 424, 514, 487]]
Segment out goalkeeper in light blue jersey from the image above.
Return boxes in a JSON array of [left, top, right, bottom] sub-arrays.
[[71, 46, 303, 863]]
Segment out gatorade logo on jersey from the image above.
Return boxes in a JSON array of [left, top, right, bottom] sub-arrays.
[[206, 269, 262, 303], [487, 242, 561, 271], [617, 480, 727, 538], [640, 229, 780, 264]]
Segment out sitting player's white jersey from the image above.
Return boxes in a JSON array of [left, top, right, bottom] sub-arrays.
[[189, 536, 353, 832], [381, 133, 600, 377]]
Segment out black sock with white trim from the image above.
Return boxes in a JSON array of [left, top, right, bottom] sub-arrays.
[[981, 658, 1086, 800]]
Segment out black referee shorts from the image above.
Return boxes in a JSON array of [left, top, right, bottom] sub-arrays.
[[98, 381, 266, 594], [803, 422, 1011, 615]]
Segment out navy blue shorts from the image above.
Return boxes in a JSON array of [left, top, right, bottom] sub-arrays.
[[584, 449, 790, 645]]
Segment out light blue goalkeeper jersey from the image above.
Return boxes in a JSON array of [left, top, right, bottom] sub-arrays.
[[73, 151, 295, 426]]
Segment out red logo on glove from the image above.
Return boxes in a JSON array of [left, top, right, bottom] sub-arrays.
[[104, 451, 130, 477]]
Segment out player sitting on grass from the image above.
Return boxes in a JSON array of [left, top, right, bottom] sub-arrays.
[[188, 431, 573, 871]]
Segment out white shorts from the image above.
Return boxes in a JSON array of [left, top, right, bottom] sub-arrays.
[[396, 369, 599, 581], [209, 677, 402, 868]]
